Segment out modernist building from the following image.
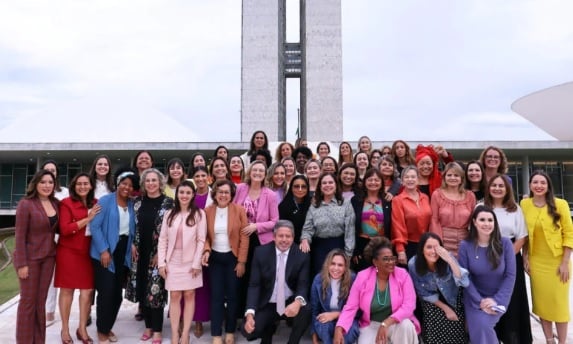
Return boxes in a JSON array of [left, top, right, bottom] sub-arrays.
[[2, 139, 573, 222], [241, 0, 343, 142]]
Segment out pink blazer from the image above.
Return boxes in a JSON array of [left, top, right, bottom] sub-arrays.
[[233, 183, 279, 245], [337, 266, 420, 334], [158, 209, 207, 270]]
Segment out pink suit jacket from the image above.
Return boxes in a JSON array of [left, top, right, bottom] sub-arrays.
[[233, 183, 279, 245], [158, 209, 207, 271], [337, 266, 421, 334]]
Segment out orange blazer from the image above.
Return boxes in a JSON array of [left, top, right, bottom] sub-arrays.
[[204, 203, 249, 264]]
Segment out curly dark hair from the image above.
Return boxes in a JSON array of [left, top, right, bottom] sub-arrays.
[[363, 237, 393, 266]]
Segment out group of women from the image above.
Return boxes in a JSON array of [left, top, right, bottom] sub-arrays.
[[12, 133, 572, 344]]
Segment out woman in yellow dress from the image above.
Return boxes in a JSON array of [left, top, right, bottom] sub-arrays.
[[521, 170, 573, 344]]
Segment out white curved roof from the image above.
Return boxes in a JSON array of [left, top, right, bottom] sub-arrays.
[[512, 81, 573, 141], [0, 98, 200, 143]]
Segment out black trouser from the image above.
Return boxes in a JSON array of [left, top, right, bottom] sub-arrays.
[[92, 235, 128, 334], [242, 300, 311, 344], [209, 251, 240, 336], [143, 305, 164, 332]]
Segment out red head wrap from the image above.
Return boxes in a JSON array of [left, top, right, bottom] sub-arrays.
[[415, 144, 441, 195]]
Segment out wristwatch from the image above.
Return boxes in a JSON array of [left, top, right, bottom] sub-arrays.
[[295, 296, 307, 306]]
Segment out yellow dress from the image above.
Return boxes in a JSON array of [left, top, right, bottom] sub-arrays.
[[521, 198, 573, 322]]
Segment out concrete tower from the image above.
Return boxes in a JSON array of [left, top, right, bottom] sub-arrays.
[[241, 0, 343, 142]]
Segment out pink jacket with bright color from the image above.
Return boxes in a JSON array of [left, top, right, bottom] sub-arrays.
[[158, 209, 207, 271], [233, 183, 279, 245], [336, 266, 421, 334]]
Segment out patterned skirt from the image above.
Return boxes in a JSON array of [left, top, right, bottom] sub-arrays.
[[421, 290, 468, 344]]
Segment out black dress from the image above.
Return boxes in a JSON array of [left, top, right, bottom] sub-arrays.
[[494, 250, 532, 344], [278, 196, 310, 244]]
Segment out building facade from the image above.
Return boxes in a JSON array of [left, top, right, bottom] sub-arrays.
[[241, 0, 343, 142]]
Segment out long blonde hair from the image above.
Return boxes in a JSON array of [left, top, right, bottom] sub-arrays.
[[320, 249, 352, 301]]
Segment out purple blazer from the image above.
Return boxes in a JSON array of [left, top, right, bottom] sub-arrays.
[[233, 183, 279, 245], [337, 266, 421, 334]]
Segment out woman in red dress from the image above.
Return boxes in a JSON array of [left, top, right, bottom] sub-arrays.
[[56, 173, 101, 343]]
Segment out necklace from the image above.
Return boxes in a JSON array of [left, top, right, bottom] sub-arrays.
[[376, 279, 389, 306], [217, 207, 227, 219], [474, 243, 488, 259]]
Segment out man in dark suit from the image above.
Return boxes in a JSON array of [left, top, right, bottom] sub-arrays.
[[243, 220, 312, 344]]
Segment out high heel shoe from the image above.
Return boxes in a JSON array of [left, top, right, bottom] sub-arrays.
[[76, 328, 94, 344], [61, 331, 74, 344]]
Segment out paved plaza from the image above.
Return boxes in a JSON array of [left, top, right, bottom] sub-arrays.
[[0, 281, 571, 343]]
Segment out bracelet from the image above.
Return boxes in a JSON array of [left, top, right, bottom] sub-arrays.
[[381, 321, 387, 328]]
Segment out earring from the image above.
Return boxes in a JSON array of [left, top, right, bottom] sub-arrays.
[[375, 266, 379, 273]]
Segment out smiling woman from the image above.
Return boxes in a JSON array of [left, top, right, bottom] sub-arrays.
[[158, 180, 207, 344], [14, 169, 59, 344], [202, 180, 248, 344], [56, 172, 101, 343], [458, 205, 516, 344], [300, 172, 355, 276], [233, 160, 279, 319], [126, 168, 173, 343], [334, 237, 420, 344], [89, 167, 139, 343], [430, 162, 476, 258]]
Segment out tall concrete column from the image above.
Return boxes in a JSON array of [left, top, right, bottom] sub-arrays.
[[241, 0, 286, 141], [300, 0, 343, 141]]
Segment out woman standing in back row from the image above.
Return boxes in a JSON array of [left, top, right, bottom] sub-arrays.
[[40, 160, 68, 326], [521, 171, 573, 344], [430, 162, 476, 257], [90, 154, 114, 199]]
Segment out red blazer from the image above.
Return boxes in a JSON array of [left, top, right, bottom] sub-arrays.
[[14, 198, 59, 268], [58, 197, 98, 252]]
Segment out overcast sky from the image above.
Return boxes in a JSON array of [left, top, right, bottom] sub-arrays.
[[0, 0, 571, 143]]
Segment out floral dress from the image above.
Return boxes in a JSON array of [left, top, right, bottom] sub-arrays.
[[126, 194, 173, 308]]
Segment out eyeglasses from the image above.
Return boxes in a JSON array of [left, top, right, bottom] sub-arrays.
[[380, 256, 397, 263], [485, 155, 500, 160], [217, 190, 231, 195], [292, 184, 308, 190]]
